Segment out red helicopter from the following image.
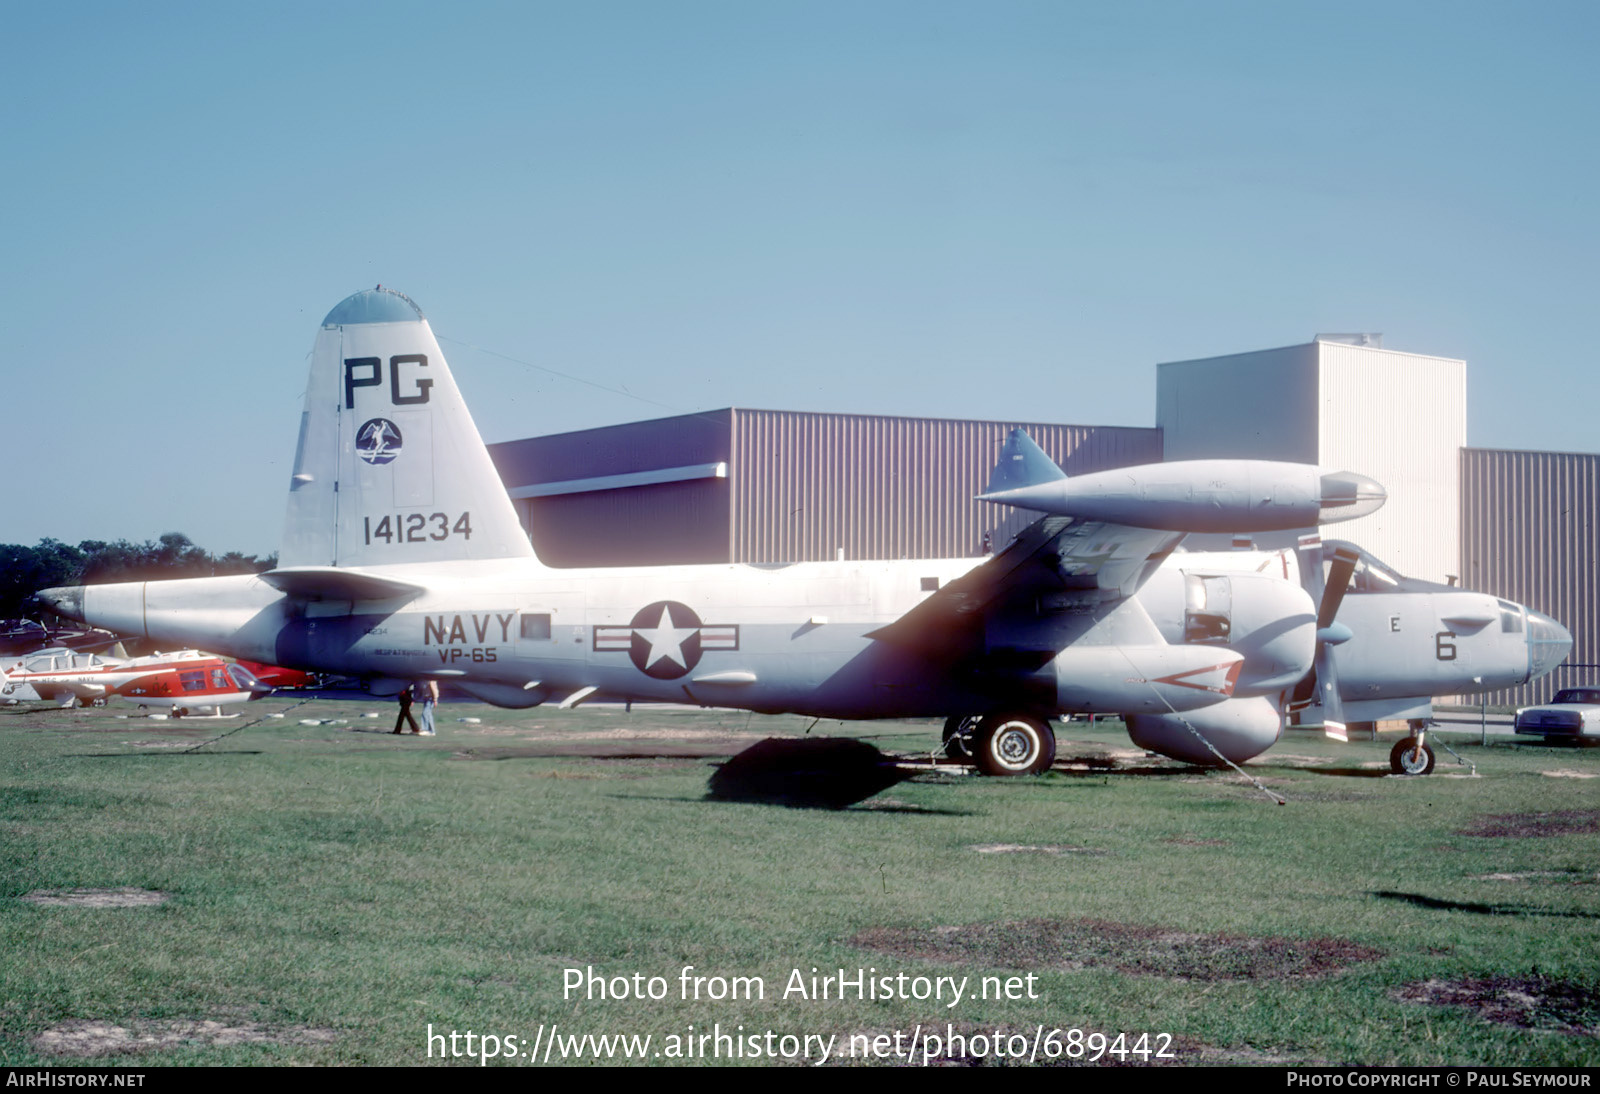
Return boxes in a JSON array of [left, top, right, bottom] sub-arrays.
[[2, 648, 273, 716]]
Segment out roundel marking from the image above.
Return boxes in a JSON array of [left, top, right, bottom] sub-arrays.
[[629, 600, 703, 679], [356, 418, 403, 465]]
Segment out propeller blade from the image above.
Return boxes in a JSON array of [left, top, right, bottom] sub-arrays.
[[1289, 534, 1326, 711], [1291, 538, 1359, 734], [1318, 545, 1360, 631], [1312, 546, 1360, 736]]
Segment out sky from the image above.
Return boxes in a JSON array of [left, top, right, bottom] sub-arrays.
[[5, 1, 1597, 557]]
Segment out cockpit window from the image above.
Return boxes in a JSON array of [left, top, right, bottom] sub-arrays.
[[1327, 550, 1402, 594], [1499, 601, 1523, 634]]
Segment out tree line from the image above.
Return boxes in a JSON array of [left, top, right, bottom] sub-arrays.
[[0, 534, 275, 620]]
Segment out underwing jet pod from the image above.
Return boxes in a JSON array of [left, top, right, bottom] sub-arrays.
[[979, 428, 1387, 533], [40, 288, 1385, 777]]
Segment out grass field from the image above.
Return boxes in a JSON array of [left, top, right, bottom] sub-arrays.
[[2, 698, 1597, 1066]]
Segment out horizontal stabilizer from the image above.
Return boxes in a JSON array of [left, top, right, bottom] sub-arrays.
[[259, 568, 426, 602], [983, 429, 1067, 495]]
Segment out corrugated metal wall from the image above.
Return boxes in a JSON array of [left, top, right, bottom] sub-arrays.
[[521, 479, 732, 567], [1460, 448, 1600, 706], [729, 409, 1162, 563], [489, 410, 733, 566]]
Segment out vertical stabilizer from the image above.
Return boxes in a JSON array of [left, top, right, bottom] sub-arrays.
[[279, 288, 536, 568], [983, 429, 1067, 495]]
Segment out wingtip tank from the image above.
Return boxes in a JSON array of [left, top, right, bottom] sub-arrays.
[[979, 433, 1387, 534]]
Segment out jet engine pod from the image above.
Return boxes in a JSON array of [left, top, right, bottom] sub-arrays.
[[980, 456, 1387, 533], [1125, 695, 1283, 766]]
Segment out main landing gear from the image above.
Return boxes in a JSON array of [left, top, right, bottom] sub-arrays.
[[943, 713, 1057, 776]]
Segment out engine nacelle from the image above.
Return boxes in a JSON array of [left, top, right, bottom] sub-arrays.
[[1136, 568, 1315, 695], [1125, 694, 1283, 766]]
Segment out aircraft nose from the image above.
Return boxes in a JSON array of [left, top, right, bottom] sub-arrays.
[[32, 587, 85, 622], [1526, 609, 1572, 680]]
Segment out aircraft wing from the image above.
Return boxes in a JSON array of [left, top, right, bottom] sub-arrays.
[[866, 515, 1185, 656]]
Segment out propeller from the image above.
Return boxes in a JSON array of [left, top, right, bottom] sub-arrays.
[[1289, 536, 1360, 739]]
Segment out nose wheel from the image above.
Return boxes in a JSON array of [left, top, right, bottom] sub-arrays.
[[1389, 731, 1435, 775]]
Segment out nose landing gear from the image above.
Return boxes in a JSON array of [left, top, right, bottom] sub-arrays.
[[1389, 727, 1436, 775]]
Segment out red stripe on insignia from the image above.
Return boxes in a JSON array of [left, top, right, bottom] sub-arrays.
[[699, 626, 739, 650], [593, 626, 633, 651]]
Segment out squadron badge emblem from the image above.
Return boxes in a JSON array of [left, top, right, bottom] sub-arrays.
[[356, 418, 403, 465]]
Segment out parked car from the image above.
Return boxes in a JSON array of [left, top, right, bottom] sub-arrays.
[[1513, 688, 1600, 740]]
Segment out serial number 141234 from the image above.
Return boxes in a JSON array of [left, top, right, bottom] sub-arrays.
[[364, 512, 473, 545]]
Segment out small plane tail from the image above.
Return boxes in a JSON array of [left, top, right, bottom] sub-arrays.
[[982, 429, 1067, 496], [280, 288, 538, 569]]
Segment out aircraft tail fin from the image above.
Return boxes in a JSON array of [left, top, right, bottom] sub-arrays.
[[280, 288, 538, 569], [983, 429, 1067, 496]]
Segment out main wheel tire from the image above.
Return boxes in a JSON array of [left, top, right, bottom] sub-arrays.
[[1389, 736, 1436, 775], [974, 714, 1057, 777], [941, 715, 982, 761]]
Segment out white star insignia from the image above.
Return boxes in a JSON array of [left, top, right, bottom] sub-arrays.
[[635, 605, 698, 670]]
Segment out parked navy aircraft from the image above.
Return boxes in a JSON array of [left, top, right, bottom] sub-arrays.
[[34, 288, 1568, 777]]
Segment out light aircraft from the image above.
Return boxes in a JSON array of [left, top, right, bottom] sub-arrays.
[[34, 288, 1569, 776], [0, 647, 271, 714]]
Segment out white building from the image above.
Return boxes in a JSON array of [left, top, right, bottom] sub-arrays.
[[1157, 335, 1466, 584]]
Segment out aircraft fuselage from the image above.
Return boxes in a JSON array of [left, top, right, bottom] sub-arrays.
[[60, 553, 1252, 721]]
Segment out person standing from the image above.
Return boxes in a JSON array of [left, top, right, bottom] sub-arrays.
[[392, 686, 419, 734], [415, 678, 439, 736]]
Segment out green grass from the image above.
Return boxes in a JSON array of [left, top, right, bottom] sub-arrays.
[[1, 701, 1597, 1066]]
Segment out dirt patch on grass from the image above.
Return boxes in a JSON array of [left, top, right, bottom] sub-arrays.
[[1472, 871, 1600, 884], [31, 1019, 338, 1057], [1456, 810, 1600, 838], [970, 844, 1104, 856], [853, 918, 1382, 981], [1162, 837, 1228, 847], [20, 888, 168, 908], [1542, 770, 1600, 779], [1392, 977, 1600, 1035]]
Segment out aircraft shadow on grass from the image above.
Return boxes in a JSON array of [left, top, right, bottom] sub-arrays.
[[1371, 890, 1600, 920]]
